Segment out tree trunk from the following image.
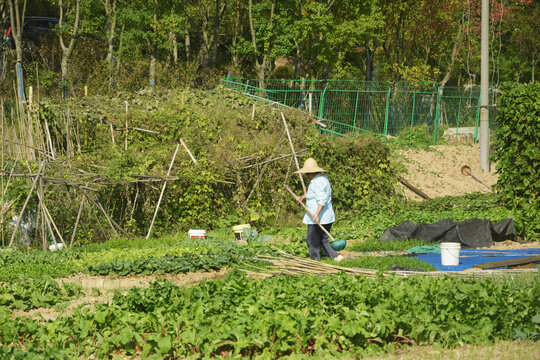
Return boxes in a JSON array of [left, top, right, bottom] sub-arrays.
[[168, 31, 178, 64], [103, 0, 117, 66], [149, 0, 157, 86], [211, 0, 220, 68], [532, 56, 536, 82], [185, 27, 191, 61], [231, 0, 241, 73], [365, 39, 377, 81], [199, 15, 209, 68], [249, 0, 275, 87], [8, 0, 27, 104], [439, 13, 464, 89], [58, 0, 81, 97], [149, 49, 156, 86]]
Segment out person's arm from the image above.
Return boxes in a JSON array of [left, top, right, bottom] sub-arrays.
[[295, 194, 306, 202], [312, 204, 324, 224]]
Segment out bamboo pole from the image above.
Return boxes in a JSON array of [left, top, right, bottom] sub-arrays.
[[124, 101, 128, 150], [43, 116, 55, 160], [1, 99, 4, 246], [109, 123, 115, 144], [69, 194, 85, 248], [281, 112, 306, 193], [35, 175, 67, 249], [39, 199, 46, 251], [146, 143, 180, 240], [284, 184, 336, 242], [8, 162, 44, 247], [38, 174, 54, 250], [180, 138, 197, 164], [84, 192, 119, 237]]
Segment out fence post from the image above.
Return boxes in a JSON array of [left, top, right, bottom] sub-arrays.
[[455, 98, 462, 143], [474, 95, 481, 142], [410, 92, 417, 142], [353, 90, 360, 133], [433, 87, 443, 144], [317, 83, 329, 119], [383, 88, 391, 138], [244, 79, 250, 93]]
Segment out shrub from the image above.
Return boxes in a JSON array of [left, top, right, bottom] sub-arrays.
[[493, 82, 540, 238]]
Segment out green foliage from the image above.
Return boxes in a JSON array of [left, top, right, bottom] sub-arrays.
[[0, 276, 82, 311], [334, 255, 437, 272], [242, 227, 272, 244], [305, 133, 396, 210], [493, 82, 540, 238], [1, 272, 538, 358]]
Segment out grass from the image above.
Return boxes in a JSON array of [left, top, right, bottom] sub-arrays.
[[326, 255, 437, 272], [365, 340, 540, 360]]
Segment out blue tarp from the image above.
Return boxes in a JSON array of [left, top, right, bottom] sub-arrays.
[[415, 248, 540, 271]]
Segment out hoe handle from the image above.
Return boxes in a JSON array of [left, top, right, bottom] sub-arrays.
[[284, 184, 336, 242]]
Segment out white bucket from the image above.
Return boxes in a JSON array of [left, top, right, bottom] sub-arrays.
[[440, 242, 461, 266], [188, 229, 206, 239], [232, 224, 251, 241]]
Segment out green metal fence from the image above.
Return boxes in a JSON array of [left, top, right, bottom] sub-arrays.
[[221, 78, 491, 144]]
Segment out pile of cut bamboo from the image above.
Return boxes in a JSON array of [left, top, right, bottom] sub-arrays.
[[241, 248, 538, 279], [242, 249, 391, 279]]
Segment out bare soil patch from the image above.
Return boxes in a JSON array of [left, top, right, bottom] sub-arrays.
[[12, 269, 229, 321], [395, 143, 498, 200]]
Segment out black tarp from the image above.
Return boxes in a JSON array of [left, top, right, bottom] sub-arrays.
[[379, 218, 516, 248]]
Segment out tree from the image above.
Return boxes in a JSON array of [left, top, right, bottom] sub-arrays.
[[57, 0, 81, 96], [510, 0, 539, 82], [7, 0, 27, 103]]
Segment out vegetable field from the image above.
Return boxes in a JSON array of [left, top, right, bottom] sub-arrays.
[[1, 220, 539, 359]]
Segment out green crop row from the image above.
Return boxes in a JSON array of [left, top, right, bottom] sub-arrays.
[[0, 236, 309, 281], [1, 271, 538, 359], [0, 277, 82, 311]]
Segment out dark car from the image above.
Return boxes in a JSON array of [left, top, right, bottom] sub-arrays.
[[2, 16, 59, 49]]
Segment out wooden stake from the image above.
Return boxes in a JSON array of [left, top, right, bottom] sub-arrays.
[[42, 115, 55, 160], [129, 185, 139, 222], [1, 100, 4, 246], [38, 174, 54, 250], [109, 123, 115, 144], [124, 101, 129, 150], [281, 112, 306, 193], [69, 194, 85, 248], [8, 162, 44, 247], [84, 192, 119, 237], [34, 175, 67, 249], [251, 103, 256, 120], [180, 138, 197, 164], [146, 144, 180, 240]]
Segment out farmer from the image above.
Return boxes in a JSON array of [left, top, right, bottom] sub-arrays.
[[295, 158, 344, 262]]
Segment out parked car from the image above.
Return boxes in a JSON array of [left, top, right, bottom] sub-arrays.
[[3, 16, 59, 49], [2, 16, 104, 49]]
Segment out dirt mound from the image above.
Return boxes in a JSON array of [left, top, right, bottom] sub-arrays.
[[395, 143, 498, 200]]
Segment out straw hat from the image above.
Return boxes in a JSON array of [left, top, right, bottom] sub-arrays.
[[295, 158, 326, 174]]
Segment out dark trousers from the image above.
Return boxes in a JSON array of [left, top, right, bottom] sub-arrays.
[[306, 223, 338, 260]]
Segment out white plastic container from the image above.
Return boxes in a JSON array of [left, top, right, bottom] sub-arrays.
[[49, 243, 64, 251], [188, 229, 206, 239], [440, 242, 461, 266], [232, 224, 251, 241]]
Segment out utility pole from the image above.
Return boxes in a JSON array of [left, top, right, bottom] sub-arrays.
[[480, 0, 490, 172]]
